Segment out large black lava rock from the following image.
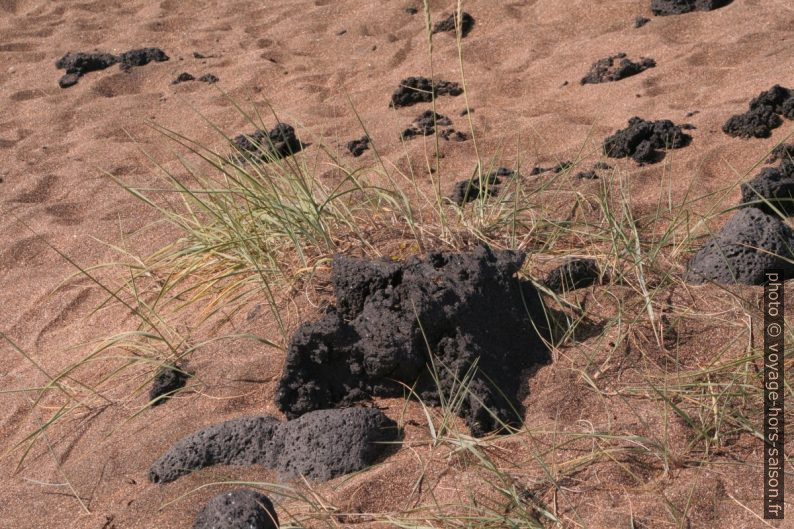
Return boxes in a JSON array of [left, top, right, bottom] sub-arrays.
[[390, 77, 463, 108], [603, 117, 692, 164], [149, 407, 398, 484], [740, 160, 794, 215], [231, 123, 303, 163], [723, 85, 794, 139], [194, 490, 278, 529], [651, 0, 732, 16], [684, 207, 794, 284], [275, 246, 550, 437]]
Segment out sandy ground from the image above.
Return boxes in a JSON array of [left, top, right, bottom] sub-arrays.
[[1, 0, 793, 527]]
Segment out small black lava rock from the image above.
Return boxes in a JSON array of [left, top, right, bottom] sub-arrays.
[[149, 365, 189, 405], [432, 11, 475, 38], [347, 135, 370, 157], [545, 258, 601, 292], [172, 72, 195, 84]]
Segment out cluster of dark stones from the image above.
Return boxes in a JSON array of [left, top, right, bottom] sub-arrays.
[[401, 110, 468, 142], [55, 48, 168, 88], [603, 117, 693, 164], [390, 77, 463, 108], [230, 123, 303, 163], [722, 85, 794, 139], [172, 72, 219, 85], [346, 135, 371, 157]]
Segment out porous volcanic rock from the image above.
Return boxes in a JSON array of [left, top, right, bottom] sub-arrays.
[[634, 16, 651, 27], [722, 85, 793, 139], [390, 77, 463, 108], [684, 207, 794, 284], [231, 123, 303, 162], [275, 247, 550, 436], [149, 365, 189, 405], [194, 490, 279, 529], [545, 258, 601, 292], [580, 53, 656, 85], [651, 0, 732, 16], [149, 407, 398, 484], [432, 11, 475, 37], [347, 135, 370, 157], [603, 117, 692, 164], [740, 160, 794, 215]]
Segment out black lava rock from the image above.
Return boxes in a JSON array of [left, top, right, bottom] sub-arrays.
[[593, 161, 613, 170], [274, 247, 549, 437], [194, 490, 278, 529], [172, 72, 195, 84], [149, 365, 189, 405], [722, 85, 793, 139], [603, 117, 692, 164], [684, 207, 794, 284], [651, 0, 732, 16], [55, 52, 118, 88], [580, 53, 656, 85], [402, 110, 452, 138], [634, 16, 651, 27], [545, 258, 601, 292], [231, 123, 303, 163], [56, 48, 168, 88], [149, 407, 398, 484], [390, 77, 463, 108], [432, 12, 475, 38], [118, 47, 169, 70], [740, 159, 794, 215], [575, 170, 598, 180], [347, 135, 370, 157]]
